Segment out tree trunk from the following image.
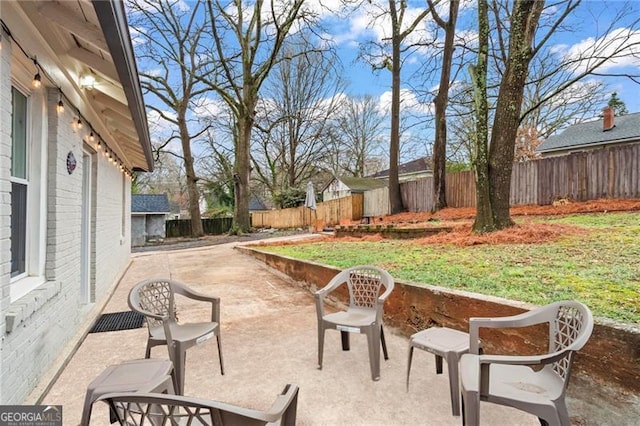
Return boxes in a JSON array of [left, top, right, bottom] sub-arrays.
[[234, 113, 253, 233], [487, 0, 544, 229], [471, 0, 494, 232], [179, 117, 203, 237], [388, 35, 403, 214], [431, 0, 460, 212]]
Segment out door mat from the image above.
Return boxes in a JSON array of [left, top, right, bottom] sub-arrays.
[[89, 311, 145, 333]]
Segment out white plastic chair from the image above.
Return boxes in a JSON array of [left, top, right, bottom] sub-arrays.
[[315, 265, 394, 381], [459, 300, 594, 426], [97, 384, 299, 425], [128, 278, 224, 395]]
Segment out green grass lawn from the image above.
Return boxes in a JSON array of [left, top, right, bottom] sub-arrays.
[[257, 212, 640, 323]]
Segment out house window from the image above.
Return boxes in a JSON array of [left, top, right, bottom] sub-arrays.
[[9, 82, 47, 301], [10, 87, 28, 278]]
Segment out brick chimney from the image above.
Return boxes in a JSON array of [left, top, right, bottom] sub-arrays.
[[603, 107, 614, 131]]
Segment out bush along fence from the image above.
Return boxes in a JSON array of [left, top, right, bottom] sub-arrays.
[[165, 217, 233, 238]]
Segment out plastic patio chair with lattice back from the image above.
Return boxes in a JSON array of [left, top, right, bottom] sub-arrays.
[[315, 265, 394, 381], [96, 383, 299, 426], [128, 278, 224, 395], [459, 300, 594, 426]]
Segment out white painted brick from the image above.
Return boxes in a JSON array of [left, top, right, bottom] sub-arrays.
[[1, 63, 132, 403]]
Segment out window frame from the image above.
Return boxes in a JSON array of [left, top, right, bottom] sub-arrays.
[[9, 78, 48, 302], [10, 85, 30, 281]]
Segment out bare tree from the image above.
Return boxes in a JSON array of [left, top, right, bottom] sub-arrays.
[[473, 0, 546, 232], [469, 0, 491, 232], [358, 0, 432, 214], [128, 0, 211, 236], [428, 0, 460, 211], [200, 0, 310, 233], [252, 38, 343, 206], [326, 95, 386, 177], [470, 0, 640, 232]]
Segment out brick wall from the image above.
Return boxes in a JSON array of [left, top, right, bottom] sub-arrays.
[[0, 1, 11, 403], [0, 28, 132, 403]]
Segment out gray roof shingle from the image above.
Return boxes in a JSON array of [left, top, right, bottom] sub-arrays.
[[336, 176, 389, 192], [537, 112, 640, 153], [132, 194, 170, 213], [369, 156, 432, 178]]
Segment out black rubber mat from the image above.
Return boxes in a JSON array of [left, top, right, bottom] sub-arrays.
[[89, 311, 145, 333]]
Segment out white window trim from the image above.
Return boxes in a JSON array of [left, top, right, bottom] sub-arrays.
[[9, 80, 48, 303]]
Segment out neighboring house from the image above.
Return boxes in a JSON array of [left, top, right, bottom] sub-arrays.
[[249, 194, 268, 212], [131, 194, 170, 246], [1, 1, 153, 404], [368, 156, 433, 182], [322, 176, 389, 201], [537, 107, 640, 157]]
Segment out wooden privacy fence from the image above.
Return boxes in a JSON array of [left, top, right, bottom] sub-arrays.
[[166, 217, 233, 238], [253, 144, 640, 228], [251, 194, 363, 229], [365, 143, 640, 215]]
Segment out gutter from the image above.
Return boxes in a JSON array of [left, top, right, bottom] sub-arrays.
[[92, 0, 154, 172], [537, 136, 640, 155]]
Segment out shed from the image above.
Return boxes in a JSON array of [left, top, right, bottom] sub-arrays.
[[322, 176, 389, 201], [132, 194, 171, 246]]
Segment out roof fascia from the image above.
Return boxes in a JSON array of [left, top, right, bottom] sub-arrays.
[[92, 0, 154, 172], [538, 136, 640, 153]]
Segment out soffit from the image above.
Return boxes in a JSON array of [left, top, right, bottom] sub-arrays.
[[14, 0, 152, 171]]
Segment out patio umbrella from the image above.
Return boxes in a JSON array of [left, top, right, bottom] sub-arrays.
[[304, 182, 317, 210], [304, 182, 317, 231]]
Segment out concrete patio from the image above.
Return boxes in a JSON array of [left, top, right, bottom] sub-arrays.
[[40, 235, 537, 425]]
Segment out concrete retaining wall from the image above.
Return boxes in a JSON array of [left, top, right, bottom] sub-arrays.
[[237, 246, 640, 425]]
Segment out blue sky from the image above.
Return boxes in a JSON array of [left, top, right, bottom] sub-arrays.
[[318, 0, 640, 113], [132, 0, 640, 162]]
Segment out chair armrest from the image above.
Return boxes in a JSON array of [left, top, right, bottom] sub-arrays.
[[173, 283, 221, 324], [377, 283, 394, 304], [315, 276, 345, 298], [478, 351, 566, 367], [97, 385, 299, 424], [175, 284, 220, 303], [468, 308, 547, 354]]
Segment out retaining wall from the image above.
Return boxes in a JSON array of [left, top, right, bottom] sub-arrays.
[[237, 246, 640, 425]]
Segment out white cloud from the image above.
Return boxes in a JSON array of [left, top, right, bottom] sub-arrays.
[[128, 26, 147, 46], [192, 97, 225, 119], [327, 2, 433, 47], [148, 109, 177, 130], [377, 89, 434, 115], [559, 27, 640, 74], [126, 0, 191, 15], [147, 109, 181, 152], [548, 80, 604, 107]]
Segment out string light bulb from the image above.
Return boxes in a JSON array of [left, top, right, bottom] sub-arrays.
[[32, 59, 41, 88], [89, 131, 95, 142], [97, 140, 102, 150], [32, 72, 42, 88], [76, 118, 83, 129], [56, 99, 64, 114]]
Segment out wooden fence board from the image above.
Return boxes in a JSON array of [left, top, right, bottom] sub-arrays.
[[251, 143, 639, 229], [166, 218, 233, 238], [251, 194, 364, 229]]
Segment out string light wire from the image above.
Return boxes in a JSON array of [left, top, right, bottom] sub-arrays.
[[1, 18, 133, 177]]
